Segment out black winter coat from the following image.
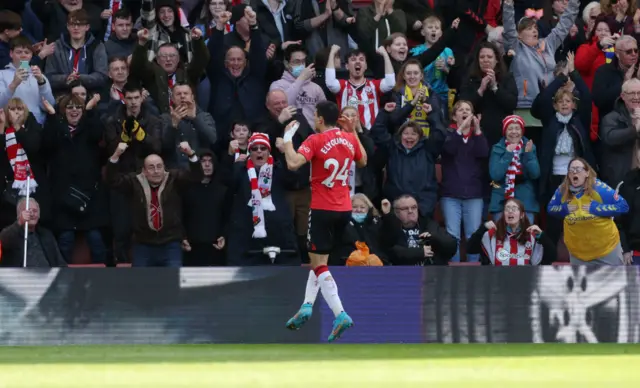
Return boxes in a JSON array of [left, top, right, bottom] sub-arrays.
[[457, 72, 518, 147], [616, 168, 640, 254], [370, 109, 446, 217], [380, 213, 457, 265], [225, 161, 299, 266], [530, 71, 595, 202], [328, 212, 388, 265], [207, 27, 268, 144], [42, 110, 109, 231]]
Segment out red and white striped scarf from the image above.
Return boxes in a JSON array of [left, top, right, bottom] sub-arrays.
[[483, 229, 536, 266], [104, 0, 121, 41], [234, 146, 247, 161], [504, 140, 523, 199], [5, 126, 37, 195], [247, 156, 275, 238]]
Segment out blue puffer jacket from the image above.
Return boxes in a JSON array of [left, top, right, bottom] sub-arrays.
[[488, 137, 541, 213], [370, 109, 446, 216]]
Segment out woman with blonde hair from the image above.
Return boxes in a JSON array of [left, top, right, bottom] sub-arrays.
[[390, 59, 445, 136], [547, 157, 630, 265], [327, 193, 385, 265], [0, 97, 47, 229], [340, 106, 377, 200]]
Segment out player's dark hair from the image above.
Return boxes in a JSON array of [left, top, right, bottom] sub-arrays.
[[123, 81, 143, 95], [316, 101, 340, 127]]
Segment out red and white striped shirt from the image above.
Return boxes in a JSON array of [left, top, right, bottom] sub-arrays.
[[325, 68, 395, 130], [481, 229, 543, 266], [335, 79, 383, 130]]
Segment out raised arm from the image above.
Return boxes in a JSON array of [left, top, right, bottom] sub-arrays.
[[282, 120, 310, 171], [502, 0, 518, 51]]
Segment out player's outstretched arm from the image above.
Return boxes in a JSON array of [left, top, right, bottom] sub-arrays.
[[282, 120, 308, 171]]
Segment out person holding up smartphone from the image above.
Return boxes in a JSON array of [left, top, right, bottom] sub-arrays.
[[0, 36, 55, 125]]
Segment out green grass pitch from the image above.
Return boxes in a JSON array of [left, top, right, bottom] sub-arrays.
[[0, 344, 639, 387]]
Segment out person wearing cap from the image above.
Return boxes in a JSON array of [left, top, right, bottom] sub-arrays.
[[181, 149, 228, 266], [207, 7, 268, 142], [488, 115, 540, 223], [225, 132, 299, 266]]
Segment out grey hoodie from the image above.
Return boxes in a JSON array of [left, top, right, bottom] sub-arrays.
[[44, 32, 108, 94], [503, 0, 578, 109]]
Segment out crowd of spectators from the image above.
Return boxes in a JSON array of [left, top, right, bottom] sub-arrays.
[[0, 0, 638, 267]]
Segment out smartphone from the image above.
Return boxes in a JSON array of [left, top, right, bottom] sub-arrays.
[[19, 61, 29, 71]]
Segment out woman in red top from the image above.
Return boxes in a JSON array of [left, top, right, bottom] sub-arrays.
[[575, 16, 615, 141]]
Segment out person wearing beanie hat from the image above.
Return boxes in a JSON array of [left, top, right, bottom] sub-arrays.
[[139, 0, 197, 64], [488, 114, 540, 223], [226, 131, 300, 265], [245, 132, 275, 238]]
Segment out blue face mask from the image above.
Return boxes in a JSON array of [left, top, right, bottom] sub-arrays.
[[291, 65, 305, 78], [352, 212, 367, 223]]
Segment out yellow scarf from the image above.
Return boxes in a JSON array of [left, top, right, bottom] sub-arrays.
[[404, 84, 430, 136], [120, 119, 146, 143]]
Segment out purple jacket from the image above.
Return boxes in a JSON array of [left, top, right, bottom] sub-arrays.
[[440, 129, 490, 199]]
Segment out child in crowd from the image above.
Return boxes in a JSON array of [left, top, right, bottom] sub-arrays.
[[410, 15, 455, 119]]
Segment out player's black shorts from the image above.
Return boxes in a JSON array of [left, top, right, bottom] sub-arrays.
[[307, 209, 352, 254]]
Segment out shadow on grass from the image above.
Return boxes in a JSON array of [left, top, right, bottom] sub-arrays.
[[0, 344, 640, 364]]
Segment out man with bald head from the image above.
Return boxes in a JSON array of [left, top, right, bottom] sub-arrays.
[[207, 7, 268, 146], [0, 198, 67, 267], [253, 89, 314, 260], [106, 141, 203, 267]]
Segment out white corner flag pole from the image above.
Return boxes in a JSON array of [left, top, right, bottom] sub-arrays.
[[23, 167, 31, 268]]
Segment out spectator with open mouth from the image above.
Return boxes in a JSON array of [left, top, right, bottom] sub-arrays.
[[548, 157, 630, 265]]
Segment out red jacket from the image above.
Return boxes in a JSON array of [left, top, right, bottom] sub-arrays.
[[575, 38, 606, 141]]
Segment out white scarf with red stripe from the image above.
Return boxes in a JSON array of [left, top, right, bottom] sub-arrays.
[[5, 126, 37, 195], [247, 156, 275, 238], [504, 140, 523, 199], [104, 0, 121, 41], [481, 228, 541, 266]]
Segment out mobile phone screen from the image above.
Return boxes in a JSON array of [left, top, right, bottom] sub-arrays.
[[19, 61, 29, 71]]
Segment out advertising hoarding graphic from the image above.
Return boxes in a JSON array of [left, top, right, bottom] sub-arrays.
[[422, 266, 640, 343], [0, 267, 638, 346]]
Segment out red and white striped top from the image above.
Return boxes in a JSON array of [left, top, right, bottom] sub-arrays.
[[334, 79, 384, 130], [481, 229, 543, 266]]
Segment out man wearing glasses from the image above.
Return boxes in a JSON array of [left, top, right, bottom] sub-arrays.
[[600, 77, 640, 187], [225, 132, 300, 266], [593, 35, 639, 121], [379, 194, 456, 266], [44, 9, 108, 96]]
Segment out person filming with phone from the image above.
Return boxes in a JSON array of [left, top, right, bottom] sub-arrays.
[[379, 194, 456, 265], [0, 37, 55, 125]]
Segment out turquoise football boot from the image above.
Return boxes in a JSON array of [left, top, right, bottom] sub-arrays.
[[286, 303, 313, 330], [327, 311, 353, 342]]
